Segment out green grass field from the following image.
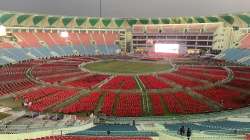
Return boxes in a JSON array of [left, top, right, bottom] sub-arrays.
[[0, 112, 10, 120], [84, 60, 172, 74], [0, 97, 23, 110]]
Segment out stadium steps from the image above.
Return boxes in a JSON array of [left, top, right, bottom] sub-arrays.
[[93, 93, 105, 114], [25, 67, 47, 86], [89, 75, 111, 90], [155, 75, 183, 90], [159, 94, 172, 115], [111, 94, 119, 115], [97, 75, 115, 88], [134, 75, 151, 115]]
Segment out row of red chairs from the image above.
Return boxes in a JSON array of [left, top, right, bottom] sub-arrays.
[[33, 68, 80, 78], [36, 62, 80, 68], [139, 75, 170, 89], [178, 66, 227, 76], [115, 93, 143, 117], [195, 87, 248, 109], [0, 60, 49, 96], [0, 57, 96, 97], [232, 71, 250, 80], [29, 89, 79, 112], [39, 72, 88, 83], [229, 66, 250, 72], [13, 32, 41, 48], [64, 74, 109, 89], [226, 79, 250, 91], [101, 76, 137, 90], [1, 74, 28, 83], [149, 94, 165, 115], [100, 92, 116, 116], [11, 31, 119, 48], [176, 68, 226, 82], [22, 87, 60, 103], [0, 79, 34, 96], [59, 92, 101, 113], [0, 66, 29, 74], [160, 92, 212, 114], [174, 92, 212, 114], [26, 136, 153, 140], [32, 64, 80, 77], [159, 73, 204, 87], [161, 93, 183, 114]]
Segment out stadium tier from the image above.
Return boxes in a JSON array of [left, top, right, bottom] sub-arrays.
[[4, 31, 119, 48], [0, 31, 120, 65], [0, 56, 250, 118], [1, 8, 250, 140], [217, 48, 250, 65]]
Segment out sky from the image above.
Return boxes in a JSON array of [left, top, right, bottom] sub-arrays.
[[0, 0, 249, 18]]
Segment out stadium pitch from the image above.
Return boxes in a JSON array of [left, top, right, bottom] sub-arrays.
[[83, 60, 173, 74]]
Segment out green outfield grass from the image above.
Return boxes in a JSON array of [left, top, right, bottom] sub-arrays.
[[84, 60, 172, 74], [0, 112, 10, 120], [0, 97, 22, 110]]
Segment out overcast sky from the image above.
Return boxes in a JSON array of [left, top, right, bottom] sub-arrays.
[[0, 0, 249, 18]]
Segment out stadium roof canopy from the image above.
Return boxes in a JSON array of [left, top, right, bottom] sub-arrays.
[[0, 0, 249, 18]]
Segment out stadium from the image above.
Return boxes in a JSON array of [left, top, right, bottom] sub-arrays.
[[0, 0, 250, 140]]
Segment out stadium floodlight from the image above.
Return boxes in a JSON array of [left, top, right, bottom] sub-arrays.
[[0, 25, 7, 36], [60, 31, 69, 38]]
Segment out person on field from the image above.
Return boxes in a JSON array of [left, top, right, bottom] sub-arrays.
[[187, 127, 192, 140]]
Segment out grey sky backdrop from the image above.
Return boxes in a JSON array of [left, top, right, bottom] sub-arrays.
[[0, 0, 250, 18]]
